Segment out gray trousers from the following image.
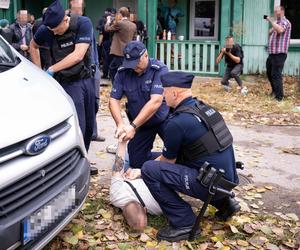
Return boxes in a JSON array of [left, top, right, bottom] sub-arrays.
[[221, 64, 243, 87]]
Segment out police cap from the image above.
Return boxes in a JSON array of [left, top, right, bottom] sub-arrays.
[[122, 41, 147, 69], [161, 72, 195, 88], [43, 0, 65, 29]]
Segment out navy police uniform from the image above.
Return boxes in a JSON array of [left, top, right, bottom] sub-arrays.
[[110, 41, 169, 168], [33, 0, 96, 151], [141, 72, 239, 241]]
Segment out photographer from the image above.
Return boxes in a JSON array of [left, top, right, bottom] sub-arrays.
[[216, 36, 244, 91], [265, 6, 291, 101]]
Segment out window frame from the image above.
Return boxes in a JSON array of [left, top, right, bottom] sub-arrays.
[[189, 0, 219, 40]]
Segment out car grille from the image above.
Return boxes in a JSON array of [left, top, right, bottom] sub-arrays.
[[0, 149, 81, 218], [0, 121, 71, 164]]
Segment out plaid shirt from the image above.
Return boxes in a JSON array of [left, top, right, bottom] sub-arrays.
[[268, 17, 291, 54]]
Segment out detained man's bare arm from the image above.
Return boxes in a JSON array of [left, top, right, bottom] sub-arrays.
[[112, 141, 127, 177]]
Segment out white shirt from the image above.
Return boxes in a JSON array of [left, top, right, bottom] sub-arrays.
[[110, 176, 162, 215]]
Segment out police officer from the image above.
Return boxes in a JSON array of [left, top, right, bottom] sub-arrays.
[[109, 41, 169, 169], [140, 72, 240, 242], [30, 0, 95, 152]]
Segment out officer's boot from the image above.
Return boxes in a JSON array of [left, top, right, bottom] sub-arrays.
[[213, 197, 241, 221]]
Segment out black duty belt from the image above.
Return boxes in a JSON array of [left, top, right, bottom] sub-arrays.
[[124, 180, 146, 208]]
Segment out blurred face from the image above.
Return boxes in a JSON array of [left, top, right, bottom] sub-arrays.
[[274, 6, 284, 18], [18, 12, 28, 26], [168, 0, 177, 8], [70, 0, 84, 15], [163, 87, 176, 108], [225, 37, 234, 48], [49, 16, 69, 35], [134, 51, 149, 74]]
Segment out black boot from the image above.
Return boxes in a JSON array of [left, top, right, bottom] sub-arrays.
[[157, 225, 200, 242], [214, 197, 241, 221]]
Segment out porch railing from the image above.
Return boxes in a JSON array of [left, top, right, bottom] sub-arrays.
[[155, 40, 220, 75]]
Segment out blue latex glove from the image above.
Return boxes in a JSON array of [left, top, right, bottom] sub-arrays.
[[46, 68, 54, 77]]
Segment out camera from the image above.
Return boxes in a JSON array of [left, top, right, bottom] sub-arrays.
[[226, 48, 231, 52], [263, 15, 268, 19]]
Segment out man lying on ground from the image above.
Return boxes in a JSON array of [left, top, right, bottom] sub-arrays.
[[109, 141, 162, 231]]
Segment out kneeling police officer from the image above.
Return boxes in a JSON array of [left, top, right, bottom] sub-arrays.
[[30, 0, 96, 152], [141, 72, 240, 242]]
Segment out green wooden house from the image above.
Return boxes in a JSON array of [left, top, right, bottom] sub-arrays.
[[1, 0, 299, 76]]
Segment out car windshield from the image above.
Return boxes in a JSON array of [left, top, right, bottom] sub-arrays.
[[0, 36, 20, 71]]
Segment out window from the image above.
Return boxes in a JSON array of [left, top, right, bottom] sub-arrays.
[[189, 0, 219, 40], [278, 0, 300, 44]]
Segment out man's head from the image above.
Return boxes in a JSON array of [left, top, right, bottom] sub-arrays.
[[70, 0, 85, 15], [274, 6, 285, 19], [168, 0, 178, 8], [119, 7, 130, 18], [17, 10, 29, 26], [225, 35, 234, 49], [0, 19, 9, 29], [43, 0, 68, 35], [122, 41, 149, 74], [123, 200, 147, 231], [161, 72, 195, 108], [129, 13, 137, 22]]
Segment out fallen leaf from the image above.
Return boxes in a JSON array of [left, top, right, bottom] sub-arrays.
[[243, 223, 254, 234], [146, 241, 158, 247], [63, 235, 78, 246], [286, 213, 299, 221], [260, 225, 273, 235], [237, 239, 249, 247], [140, 233, 151, 242], [229, 224, 239, 234], [265, 243, 280, 250]]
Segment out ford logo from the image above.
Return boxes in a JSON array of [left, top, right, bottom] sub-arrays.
[[24, 135, 51, 156]]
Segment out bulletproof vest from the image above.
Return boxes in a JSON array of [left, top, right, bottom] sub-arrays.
[[175, 99, 233, 163], [51, 14, 93, 83]]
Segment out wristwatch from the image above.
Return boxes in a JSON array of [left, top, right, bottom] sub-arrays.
[[130, 122, 137, 130]]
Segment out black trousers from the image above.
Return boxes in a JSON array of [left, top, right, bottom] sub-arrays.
[[221, 64, 243, 87], [266, 53, 287, 101], [109, 55, 124, 83]]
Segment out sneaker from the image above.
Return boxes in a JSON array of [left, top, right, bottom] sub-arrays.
[[106, 144, 118, 154], [223, 85, 231, 92]]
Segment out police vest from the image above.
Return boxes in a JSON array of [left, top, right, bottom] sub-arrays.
[[51, 14, 93, 83], [175, 99, 233, 163]]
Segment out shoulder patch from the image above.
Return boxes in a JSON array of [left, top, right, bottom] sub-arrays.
[[151, 64, 161, 70], [117, 66, 126, 72]]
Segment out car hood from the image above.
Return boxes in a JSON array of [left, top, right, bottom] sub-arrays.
[[0, 59, 74, 149]]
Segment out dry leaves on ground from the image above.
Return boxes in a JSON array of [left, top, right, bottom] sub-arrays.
[[45, 177, 300, 250]]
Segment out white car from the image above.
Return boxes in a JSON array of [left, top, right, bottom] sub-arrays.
[[0, 36, 90, 250]]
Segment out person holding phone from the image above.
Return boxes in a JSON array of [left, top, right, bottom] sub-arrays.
[[216, 36, 244, 92], [265, 6, 291, 101]]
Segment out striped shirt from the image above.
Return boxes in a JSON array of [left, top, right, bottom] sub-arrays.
[[268, 17, 291, 54]]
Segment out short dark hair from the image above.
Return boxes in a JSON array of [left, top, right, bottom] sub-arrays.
[[225, 35, 234, 40]]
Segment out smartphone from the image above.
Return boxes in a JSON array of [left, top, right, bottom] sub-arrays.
[[263, 15, 268, 19]]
